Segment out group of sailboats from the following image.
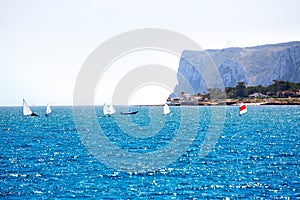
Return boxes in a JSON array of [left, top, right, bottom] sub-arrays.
[[101, 102, 246, 116], [102, 103, 171, 116], [24, 99, 245, 117], [103, 103, 246, 116], [22, 99, 52, 117], [23, 99, 170, 117], [102, 103, 140, 116]]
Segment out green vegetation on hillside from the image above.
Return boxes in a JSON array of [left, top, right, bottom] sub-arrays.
[[225, 80, 300, 99], [169, 80, 300, 106]]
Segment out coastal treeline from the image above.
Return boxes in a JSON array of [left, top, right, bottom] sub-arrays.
[[225, 80, 300, 99], [169, 80, 300, 106]]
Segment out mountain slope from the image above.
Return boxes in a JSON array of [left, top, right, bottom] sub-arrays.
[[173, 41, 300, 95]]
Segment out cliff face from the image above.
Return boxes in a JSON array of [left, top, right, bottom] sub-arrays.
[[173, 41, 300, 95]]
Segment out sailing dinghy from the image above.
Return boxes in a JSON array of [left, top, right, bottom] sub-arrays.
[[45, 103, 52, 116], [103, 103, 116, 116], [239, 103, 247, 115], [121, 111, 138, 115], [163, 103, 170, 115], [23, 99, 39, 116]]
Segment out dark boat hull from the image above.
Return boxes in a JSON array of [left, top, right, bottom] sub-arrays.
[[120, 111, 138, 115]]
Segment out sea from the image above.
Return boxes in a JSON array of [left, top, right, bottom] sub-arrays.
[[0, 105, 299, 199]]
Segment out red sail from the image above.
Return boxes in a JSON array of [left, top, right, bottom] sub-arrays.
[[240, 105, 246, 111]]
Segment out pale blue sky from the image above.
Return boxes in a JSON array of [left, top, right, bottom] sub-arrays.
[[1, 0, 299, 106]]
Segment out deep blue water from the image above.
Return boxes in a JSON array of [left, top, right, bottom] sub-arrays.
[[0, 106, 299, 199]]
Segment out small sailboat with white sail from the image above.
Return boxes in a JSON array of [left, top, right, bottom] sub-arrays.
[[45, 103, 52, 116], [239, 102, 247, 115], [163, 103, 170, 115], [103, 103, 116, 116], [23, 99, 39, 116]]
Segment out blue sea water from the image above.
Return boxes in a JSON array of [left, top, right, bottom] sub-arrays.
[[0, 106, 299, 199]]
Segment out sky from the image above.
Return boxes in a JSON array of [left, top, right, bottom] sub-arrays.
[[1, 0, 300, 106]]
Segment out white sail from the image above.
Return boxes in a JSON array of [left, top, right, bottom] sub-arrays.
[[163, 104, 170, 115], [103, 104, 109, 115], [103, 103, 116, 115], [108, 104, 116, 114], [23, 99, 33, 116], [46, 103, 52, 115]]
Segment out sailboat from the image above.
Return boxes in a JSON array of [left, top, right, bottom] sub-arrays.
[[121, 110, 138, 115], [103, 103, 116, 116], [45, 103, 52, 116], [239, 102, 247, 115], [163, 103, 170, 115], [23, 99, 39, 116]]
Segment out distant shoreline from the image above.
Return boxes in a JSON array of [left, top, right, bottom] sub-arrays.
[[1, 98, 300, 107], [167, 102, 300, 106], [167, 98, 300, 106]]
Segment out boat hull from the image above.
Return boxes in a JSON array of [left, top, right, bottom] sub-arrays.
[[121, 111, 138, 115]]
